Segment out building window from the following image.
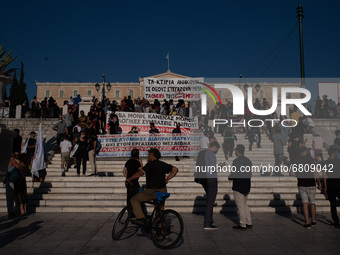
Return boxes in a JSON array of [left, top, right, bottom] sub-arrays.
[[45, 90, 50, 98], [287, 93, 292, 99], [260, 90, 264, 99], [73, 89, 79, 97], [115, 89, 120, 98], [218, 90, 223, 98], [87, 90, 92, 96], [59, 90, 64, 98], [129, 89, 134, 98]]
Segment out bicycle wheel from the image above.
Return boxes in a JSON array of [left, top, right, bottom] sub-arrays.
[[151, 209, 184, 249], [112, 206, 131, 240]]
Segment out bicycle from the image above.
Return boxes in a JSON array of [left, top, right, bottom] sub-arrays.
[[112, 191, 184, 249]]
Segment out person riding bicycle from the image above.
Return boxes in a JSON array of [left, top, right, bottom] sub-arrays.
[[125, 148, 179, 226]]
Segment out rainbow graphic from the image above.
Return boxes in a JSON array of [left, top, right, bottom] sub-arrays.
[[198, 82, 222, 106]]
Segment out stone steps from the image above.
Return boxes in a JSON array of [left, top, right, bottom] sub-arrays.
[[1, 126, 332, 213]]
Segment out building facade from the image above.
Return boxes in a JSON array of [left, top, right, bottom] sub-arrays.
[[36, 70, 301, 109]]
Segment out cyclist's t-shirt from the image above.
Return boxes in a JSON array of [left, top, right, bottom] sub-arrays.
[[125, 159, 141, 181], [142, 160, 173, 189]]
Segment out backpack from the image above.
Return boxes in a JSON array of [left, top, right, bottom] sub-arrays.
[[194, 150, 207, 186]]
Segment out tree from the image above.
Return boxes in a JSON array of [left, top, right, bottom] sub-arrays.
[[0, 45, 16, 107], [9, 61, 28, 107]]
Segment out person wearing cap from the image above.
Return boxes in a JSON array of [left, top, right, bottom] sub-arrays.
[[229, 144, 253, 230], [291, 146, 321, 229], [322, 146, 340, 227], [53, 117, 68, 152], [26, 131, 37, 162]]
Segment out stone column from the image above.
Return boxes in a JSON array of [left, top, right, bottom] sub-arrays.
[[78, 96, 93, 116], [15, 105, 22, 119]]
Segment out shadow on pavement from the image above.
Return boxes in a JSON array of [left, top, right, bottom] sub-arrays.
[[0, 221, 43, 248]]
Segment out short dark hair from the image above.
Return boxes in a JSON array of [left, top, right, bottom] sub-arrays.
[[150, 123, 155, 127], [148, 148, 161, 159], [209, 141, 220, 149], [131, 148, 139, 159], [235, 144, 245, 155], [14, 129, 20, 134]]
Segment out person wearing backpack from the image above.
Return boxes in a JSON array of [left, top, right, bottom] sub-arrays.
[[88, 130, 98, 176]]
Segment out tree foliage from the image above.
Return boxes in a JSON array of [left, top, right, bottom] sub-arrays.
[[9, 61, 28, 106]]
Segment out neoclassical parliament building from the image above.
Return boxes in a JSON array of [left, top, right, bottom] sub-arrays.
[[36, 70, 301, 109]]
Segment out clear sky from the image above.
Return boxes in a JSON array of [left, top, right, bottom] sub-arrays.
[[1, 0, 339, 101]]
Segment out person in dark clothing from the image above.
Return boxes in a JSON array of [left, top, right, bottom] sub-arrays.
[[291, 117, 305, 143], [123, 149, 143, 212], [322, 146, 340, 226], [126, 148, 179, 226], [74, 131, 89, 176], [292, 146, 322, 229], [202, 141, 222, 230], [149, 123, 159, 134], [108, 114, 119, 134], [13, 129, 22, 153], [26, 131, 37, 162], [229, 144, 253, 230], [172, 123, 181, 161], [248, 117, 261, 151], [288, 133, 303, 165]]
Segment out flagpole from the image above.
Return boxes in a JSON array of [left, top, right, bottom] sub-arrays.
[[167, 52, 170, 71]]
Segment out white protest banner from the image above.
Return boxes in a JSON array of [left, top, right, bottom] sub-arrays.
[[144, 77, 204, 100], [107, 111, 199, 134], [97, 133, 202, 157]]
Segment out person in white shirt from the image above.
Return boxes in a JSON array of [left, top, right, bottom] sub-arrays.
[[303, 116, 315, 133], [312, 134, 326, 162], [200, 131, 210, 150], [60, 135, 73, 176]]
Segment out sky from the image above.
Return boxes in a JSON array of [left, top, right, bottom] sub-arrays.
[[1, 0, 339, 102]]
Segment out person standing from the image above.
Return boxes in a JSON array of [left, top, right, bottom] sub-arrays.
[[52, 117, 68, 152], [123, 149, 143, 211], [63, 108, 74, 136], [5, 152, 20, 217], [248, 117, 261, 151], [222, 125, 236, 160], [88, 131, 98, 176], [322, 147, 340, 227], [30, 96, 38, 118], [26, 131, 37, 162], [172, 123, 181, 161], [60, 135, 72, 176], [312, 134, 326, 163], [203, 141, 221, 230], [229, 144, 253, 230], [74, 131, 89, 176], [272, 125, 285, 176], [292, 146, 322, 229], [200, 131, 210, 150]]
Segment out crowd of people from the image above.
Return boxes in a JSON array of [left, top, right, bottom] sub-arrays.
[[3, 93, 340, 230]]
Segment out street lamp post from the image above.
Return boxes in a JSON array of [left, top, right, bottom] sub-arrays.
[[95, 74, 111, 99]]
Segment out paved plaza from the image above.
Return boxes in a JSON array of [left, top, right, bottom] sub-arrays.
[[0, 212, 339, 255]]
